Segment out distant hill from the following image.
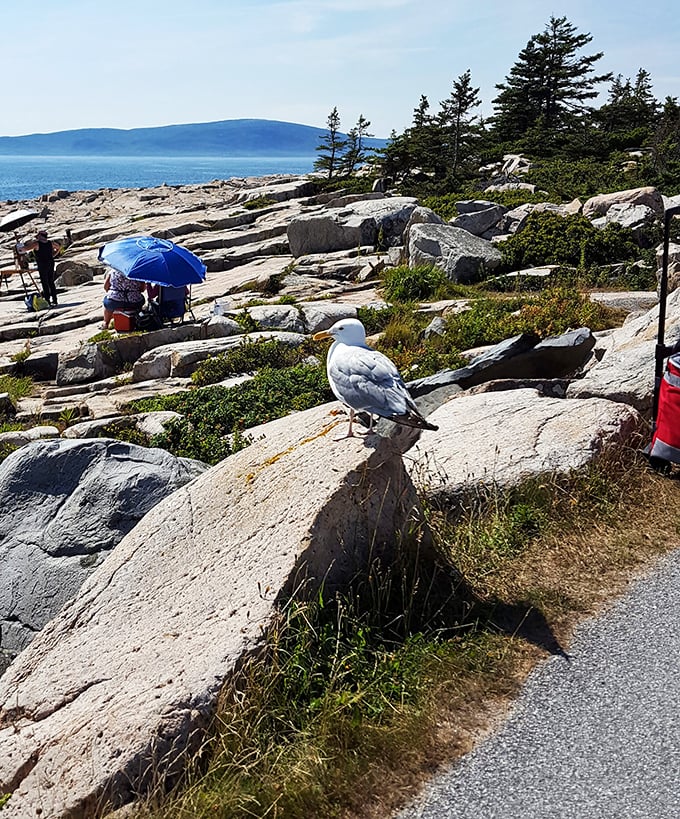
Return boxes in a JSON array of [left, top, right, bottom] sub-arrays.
[[0, 119, 388, 157]]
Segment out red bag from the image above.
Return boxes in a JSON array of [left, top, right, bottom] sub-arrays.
[[650, 353, 680, 463]]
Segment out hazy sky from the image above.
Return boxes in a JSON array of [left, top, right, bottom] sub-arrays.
[[3, 1, 679, 138]]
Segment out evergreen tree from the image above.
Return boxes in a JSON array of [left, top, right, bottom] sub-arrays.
[[649, 96, 680, 184], [378, 95, 437, 181], [491, 16, 612, 143], [314, 107, 347, 179], [595, 68, 659, 149], [409, 95, 439, 172], [437, 69, 482, 179], [378, 129, 413, 181], [339, 114, 374, 176]]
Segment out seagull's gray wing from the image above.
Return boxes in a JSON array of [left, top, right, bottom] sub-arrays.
[[328, 344, 416, 417]]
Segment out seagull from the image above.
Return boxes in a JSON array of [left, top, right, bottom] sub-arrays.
[[313, 318, 439, 439]]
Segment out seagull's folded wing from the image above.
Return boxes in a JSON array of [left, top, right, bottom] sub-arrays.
[[329, 347, 415, 416]]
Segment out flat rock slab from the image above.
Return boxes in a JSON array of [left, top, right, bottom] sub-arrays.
[[0, 404, 421, 818], [405, 389, 642, 500]]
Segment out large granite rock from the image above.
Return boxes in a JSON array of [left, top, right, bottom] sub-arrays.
[[287, 197, 417, 256], [0, 438, 207, 667], [409, 329, 595, 405], [406, 389, 642, 501], [582, 186, 665, 219], [408, 223, 503, 283], [656, 241, 680, 295], [56, 325, 204, 386], [0, 404, 422, 818], [449, 201, 507, 236]]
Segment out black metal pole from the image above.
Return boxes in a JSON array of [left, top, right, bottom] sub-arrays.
[[652, 204, 680, 430]]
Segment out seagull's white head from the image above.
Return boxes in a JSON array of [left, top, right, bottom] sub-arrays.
[[313, 318, 367, 346]]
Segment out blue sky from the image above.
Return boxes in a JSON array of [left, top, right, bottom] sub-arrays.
[[2, 0, 679, 138]]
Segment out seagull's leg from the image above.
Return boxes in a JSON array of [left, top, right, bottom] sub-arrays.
[[354, 413, 374, 436], [334, 407, 358, 441], [351, 411, 373, 436]]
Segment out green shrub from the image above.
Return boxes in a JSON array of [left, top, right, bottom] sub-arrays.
[[233, 310, 261, 333], [513, 286, 615, 337], [127, 364, 334, 464], [242, 196, 277, 210], [191, 338, 317, 387], [356, 305, 394, 335], [0, 374, 33, 406], [0, 442, 19, 464], [524, 156, 639, 200], [371, 308, 466, 379], [381, 264, 449, 302], [98, 422, 150, 447], [499, 211, 640, 272], [150, 423, 252, 465]]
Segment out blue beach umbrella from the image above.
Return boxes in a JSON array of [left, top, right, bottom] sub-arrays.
[[97, 236, 206, 288]]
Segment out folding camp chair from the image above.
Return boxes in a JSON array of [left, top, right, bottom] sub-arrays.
[[157, 284, 195, 325]]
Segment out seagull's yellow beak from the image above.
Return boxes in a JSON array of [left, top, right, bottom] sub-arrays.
[[313, 330, 333, 341]]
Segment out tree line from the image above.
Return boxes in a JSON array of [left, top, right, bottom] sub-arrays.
[[314, 16, 680, 198]]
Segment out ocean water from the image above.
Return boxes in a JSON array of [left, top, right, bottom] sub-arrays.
[[0, 155, 318, 202]]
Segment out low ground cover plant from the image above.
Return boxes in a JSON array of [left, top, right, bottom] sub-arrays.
[[485, 260, 657, 293], [0, 374, 33, 406], [522, 156, 646, 201], [126, 364, 334, 464], [0, 375, 34, 462], [242, 196, 278, 210], [380, 264, 450, 303], [373, 286, 619, 378], [191, 338, 317, 387]]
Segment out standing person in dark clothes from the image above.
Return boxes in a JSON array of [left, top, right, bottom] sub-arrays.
[[22, 229, 61, 306]]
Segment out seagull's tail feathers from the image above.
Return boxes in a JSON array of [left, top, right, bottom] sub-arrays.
[[390, 411, 439, 431]]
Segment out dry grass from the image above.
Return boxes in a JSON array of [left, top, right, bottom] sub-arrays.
[[346, 449, 680, 819]]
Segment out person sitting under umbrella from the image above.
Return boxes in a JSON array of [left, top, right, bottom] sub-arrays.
[[102, 268, 147, 329]]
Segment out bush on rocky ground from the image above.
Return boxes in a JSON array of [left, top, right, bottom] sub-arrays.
[[191, 337, 318, 387], [126, 364, 334, 464], [499, 211, 640, 272]]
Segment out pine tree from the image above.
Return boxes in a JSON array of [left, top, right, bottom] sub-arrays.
[[492, 16, 612, 142], [438, 69, 482, 179], [650, 96, 680, 178], [314, 107, 347, 179], [597, 69, 658, 137], [378, 95, 437, 181], [339, 114, 374, 176]]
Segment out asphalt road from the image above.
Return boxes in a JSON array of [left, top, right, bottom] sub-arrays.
[[397, 547, 680, 819]]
